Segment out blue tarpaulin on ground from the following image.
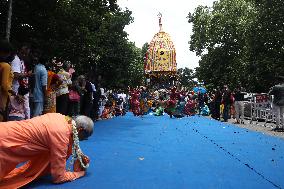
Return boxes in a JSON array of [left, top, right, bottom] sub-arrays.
[[25, 113, 284, 189]]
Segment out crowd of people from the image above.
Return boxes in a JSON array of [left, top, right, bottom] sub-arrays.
[[127, 85, 244, 122], [127, 82, 284, 131], [0, 39, 283, 188], [1, 40, 282, 127], [0, 41, 103, 122], [0, 40, 247, 124]]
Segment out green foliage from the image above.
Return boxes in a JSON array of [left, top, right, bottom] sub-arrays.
[[0, 0, 144, 89], [126, 42, 145, 87], [177, 67, 196, 89], [189, 0, 284, 92]]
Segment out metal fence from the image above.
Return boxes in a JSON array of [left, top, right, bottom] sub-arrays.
[[247, 93, 276, 126]]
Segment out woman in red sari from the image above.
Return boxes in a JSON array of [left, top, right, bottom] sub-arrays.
[[130, 89, 141, 116]]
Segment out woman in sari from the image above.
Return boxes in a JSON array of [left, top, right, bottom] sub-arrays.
[[184, 95, 196, 116], [130, 89, 141, 116], [43, 66, 61, 113], [164, 87, 178, 118]]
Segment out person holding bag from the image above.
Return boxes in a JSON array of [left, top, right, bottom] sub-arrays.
[[68, 75, 85, 117], [55, 60, 72, 115]]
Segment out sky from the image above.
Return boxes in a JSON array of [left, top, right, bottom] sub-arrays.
[[118, 0, 215, 69]]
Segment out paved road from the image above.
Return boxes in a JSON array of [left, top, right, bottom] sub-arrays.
[[224, 117, 284, 139]]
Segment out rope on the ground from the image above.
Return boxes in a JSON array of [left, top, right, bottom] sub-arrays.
[[189, 124, 282, 189]]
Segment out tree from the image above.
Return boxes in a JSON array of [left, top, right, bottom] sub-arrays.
[[177, 67, 196, 89], [126, 42, 145, 87], [188, 0, 284, 92], [0, 0, 146, 89], [245, 0, 284, 92]]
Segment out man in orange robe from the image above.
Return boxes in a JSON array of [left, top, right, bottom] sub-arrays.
[[0, 113, 94, 188]]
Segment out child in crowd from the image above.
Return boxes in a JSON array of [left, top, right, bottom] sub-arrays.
[[8, 86, 30, 121]]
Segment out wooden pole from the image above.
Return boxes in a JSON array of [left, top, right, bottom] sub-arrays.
[[6, 0, 13, 42]]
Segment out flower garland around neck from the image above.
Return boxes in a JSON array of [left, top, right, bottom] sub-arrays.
[[68, 118, 90, 171]]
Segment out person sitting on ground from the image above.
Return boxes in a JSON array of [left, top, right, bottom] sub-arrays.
[[101, 99, 114, 119], [8, 85, 30, 121], [0, 113, 94, 188], [154, 96, 165, 116], [201, 104, 210, 116]]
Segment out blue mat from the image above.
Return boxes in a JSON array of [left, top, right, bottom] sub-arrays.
[[25, 113, 284, 189]]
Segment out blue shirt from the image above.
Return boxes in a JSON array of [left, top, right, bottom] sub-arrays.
[[33, 64, 47, 102]]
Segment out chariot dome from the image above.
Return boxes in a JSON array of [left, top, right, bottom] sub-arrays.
[[144, 13, 177, 86]]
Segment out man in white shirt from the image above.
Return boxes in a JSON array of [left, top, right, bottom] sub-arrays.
[[10, 46, 32, 119], [11, 46, 31, 92]]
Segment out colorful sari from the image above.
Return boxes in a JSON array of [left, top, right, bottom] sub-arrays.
[[164, 99, 176, 118], [43, 71, 60, 113], [101, 107, 113, 119], [130, 90, 141, 116], [184, 99, 196, 116]]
